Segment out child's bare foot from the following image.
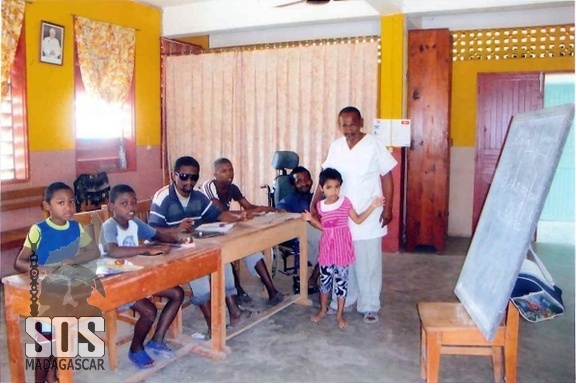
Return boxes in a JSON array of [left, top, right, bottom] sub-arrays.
[[311, 309, 327, 323], [337, 315, 348, 328]]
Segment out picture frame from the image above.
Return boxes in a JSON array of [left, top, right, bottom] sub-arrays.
[[40, 21, 64, 65]]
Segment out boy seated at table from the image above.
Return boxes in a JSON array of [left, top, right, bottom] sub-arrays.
[[14, 181, 101, 383], [201, 157, 285, 306], [100, 184, 185, 369]]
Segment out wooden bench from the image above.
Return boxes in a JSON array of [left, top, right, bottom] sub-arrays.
[[1, 186, 46, 251]]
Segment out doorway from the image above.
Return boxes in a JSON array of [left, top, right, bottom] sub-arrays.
[[473, 72, 574, 234], [540, 73, 575, 223], [473, 72, 543, 232]]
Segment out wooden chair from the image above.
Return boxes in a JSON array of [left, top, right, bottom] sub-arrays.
[[135, 198, 152, 222], [418, 301, 519, 383], [72, 209, 107, 239]]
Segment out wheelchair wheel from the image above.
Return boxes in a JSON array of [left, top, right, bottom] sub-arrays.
[[271, 246, 279, 278]]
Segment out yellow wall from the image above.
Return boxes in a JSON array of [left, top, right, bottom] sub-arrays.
[[451, 56, 574, 147], [24, 0, 161, 151], [378, 14, 405, 252], [379, 14, 404, 119]]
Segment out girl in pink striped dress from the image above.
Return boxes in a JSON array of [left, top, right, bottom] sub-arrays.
[[302, 168, 384, 328]]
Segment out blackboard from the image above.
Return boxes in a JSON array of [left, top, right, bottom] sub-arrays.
[[455, 103, 575, 341]]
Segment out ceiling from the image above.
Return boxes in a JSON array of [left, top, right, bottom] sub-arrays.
[[134, 0, 574, 45]]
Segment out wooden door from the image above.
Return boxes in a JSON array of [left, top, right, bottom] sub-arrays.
[[405, 29, 452, 253], [473, 73, 543, 232]]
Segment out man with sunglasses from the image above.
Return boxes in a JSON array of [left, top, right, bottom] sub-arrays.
[[149, 156, 251, 335]]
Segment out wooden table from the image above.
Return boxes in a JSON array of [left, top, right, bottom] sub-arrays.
[[2, 241, 224, 383], [201, 212, 313, 342]]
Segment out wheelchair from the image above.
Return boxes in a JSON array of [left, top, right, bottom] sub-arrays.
[[260, 151, 304, 293]]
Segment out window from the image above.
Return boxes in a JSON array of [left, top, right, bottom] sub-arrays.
[[74, 50, 135, 174], [1, 27, 28, 182]]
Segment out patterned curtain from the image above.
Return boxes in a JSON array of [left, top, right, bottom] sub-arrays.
[[74, 16, 135, 104], [1, 0, 25, 99], [164, 39, 379, 206]]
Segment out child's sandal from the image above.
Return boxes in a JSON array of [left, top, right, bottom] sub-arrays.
[[128, 349, 155, 369], [145, 340, 176, 359]]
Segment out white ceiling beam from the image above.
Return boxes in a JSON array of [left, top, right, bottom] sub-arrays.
[[209, 19, 381, 47], [162, 0, 380, 37], [400, 0, 573, 15]]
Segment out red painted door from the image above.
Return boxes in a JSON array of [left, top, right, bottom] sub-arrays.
[[473, 73, 543, 232]]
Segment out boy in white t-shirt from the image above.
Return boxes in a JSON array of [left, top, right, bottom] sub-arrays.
[[100, 184, 186, 369]]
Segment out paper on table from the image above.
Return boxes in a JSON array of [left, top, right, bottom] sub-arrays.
[[195, 222, 235, 234]]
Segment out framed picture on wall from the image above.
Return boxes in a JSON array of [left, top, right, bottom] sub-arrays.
[[40, 21, 64, 65]]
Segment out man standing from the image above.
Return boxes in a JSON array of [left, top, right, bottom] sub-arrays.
[[311, 106, 397, 324], [277, 166, 321, 293]]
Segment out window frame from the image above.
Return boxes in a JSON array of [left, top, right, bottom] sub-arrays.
[[73, 48, 136, 175], [1, 25, 29, 184]]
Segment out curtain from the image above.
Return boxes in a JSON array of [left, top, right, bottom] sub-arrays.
[[165, 39, 379, 206], [1, 0, 24, 99], [161, 38, 203, 183], [74, 16, 135, 104]]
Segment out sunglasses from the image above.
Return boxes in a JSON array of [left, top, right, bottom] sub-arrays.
[[175, 172, 199, 182]]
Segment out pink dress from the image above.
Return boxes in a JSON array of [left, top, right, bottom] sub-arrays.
[[316, 196, 355, 267]]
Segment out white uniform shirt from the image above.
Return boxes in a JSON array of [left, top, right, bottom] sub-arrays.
[[322, 134, 397, 240], [100, 217, 156, 254]]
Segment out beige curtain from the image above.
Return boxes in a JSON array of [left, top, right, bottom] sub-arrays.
[[1, 0, 24, 99], [74, 16, 135, 104], [165, 39, 379, 206]]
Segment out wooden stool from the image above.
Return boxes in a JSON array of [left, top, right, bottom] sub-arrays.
[[418, 301, 519, 383]]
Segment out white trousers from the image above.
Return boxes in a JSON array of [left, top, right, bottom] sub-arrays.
[[330, 237, 382, 313]]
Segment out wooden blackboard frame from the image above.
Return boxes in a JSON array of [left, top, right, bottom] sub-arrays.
[[455, 104, 574, 341]]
